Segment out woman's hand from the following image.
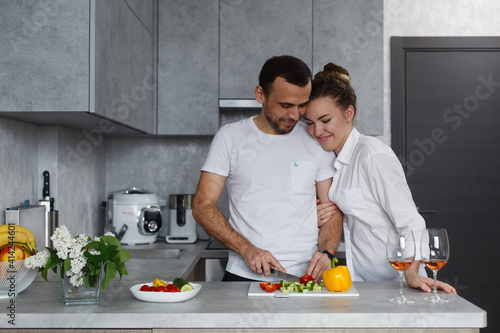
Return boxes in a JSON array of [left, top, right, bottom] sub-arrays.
[[404, 263, 457, 294], [317, 200, 339, 227], [306, 251, 332, 282]]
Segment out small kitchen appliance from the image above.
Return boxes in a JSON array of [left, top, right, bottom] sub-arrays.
[[166, 194, 197, 244], [105, 187, 163, 245]]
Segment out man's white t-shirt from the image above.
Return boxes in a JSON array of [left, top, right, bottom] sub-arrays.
[[201, 117, 335, 281]]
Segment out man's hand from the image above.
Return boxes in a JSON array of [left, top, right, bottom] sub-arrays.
[[242, 244, 286, 277], [404, 261, 457, 294], [305, 251, 331, 282], [317, 200, 339, 228]]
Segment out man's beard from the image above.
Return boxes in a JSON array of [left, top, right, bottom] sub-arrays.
[[264, 108, 295, 135]]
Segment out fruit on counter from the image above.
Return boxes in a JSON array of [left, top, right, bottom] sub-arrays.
[[156, 285, 168, 292], [0, 245, 26, 261], [153, 278, 170, 287], [166, 284, 180, 292], [172, 277, 194, 292], [322, 257, 352, 292], [0, 224, 38, 257], [138, 277, 194, 293]]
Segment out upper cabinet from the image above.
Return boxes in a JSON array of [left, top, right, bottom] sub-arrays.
[[219, 0, 313, 99], [313, 0, 383, 135], [0, 0, 156, 134], [157, 0, 219, 135]]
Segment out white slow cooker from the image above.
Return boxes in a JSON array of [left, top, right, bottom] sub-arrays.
[[104, 187, 163, 245]]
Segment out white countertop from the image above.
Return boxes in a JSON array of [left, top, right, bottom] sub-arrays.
[[0, 280, 486, 330], [1, 240, 485, 330]]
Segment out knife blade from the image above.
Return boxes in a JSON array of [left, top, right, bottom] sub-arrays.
[[270, 268, 301, 282]]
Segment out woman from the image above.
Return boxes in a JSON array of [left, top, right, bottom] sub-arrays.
[[305, 63, 455, 293]]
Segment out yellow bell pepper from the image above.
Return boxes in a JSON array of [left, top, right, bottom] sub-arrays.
[[322, 258, 352, 292]]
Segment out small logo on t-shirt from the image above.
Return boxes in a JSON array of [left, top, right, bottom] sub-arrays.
[[293, 162, 299, 167]]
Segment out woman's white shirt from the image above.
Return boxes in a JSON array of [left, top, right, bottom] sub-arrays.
[[329, 128, 426, 281]]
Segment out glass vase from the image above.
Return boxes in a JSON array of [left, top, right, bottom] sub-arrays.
[[60, 270, 102, 305]]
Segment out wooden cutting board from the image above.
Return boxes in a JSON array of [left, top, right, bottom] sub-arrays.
[[247, 282, 359, 297]]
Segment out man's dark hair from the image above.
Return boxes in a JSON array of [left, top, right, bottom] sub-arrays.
[[258, 55, 312, 96]]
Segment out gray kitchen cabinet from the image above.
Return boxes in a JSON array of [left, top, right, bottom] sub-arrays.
[[313, 0, 383, 135], [0, 0, 155, 134], [219, 0, 313, 99], [157, 0, 219, 135], [158, 0, 219, 135]]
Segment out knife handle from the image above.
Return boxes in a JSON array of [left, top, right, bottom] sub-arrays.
[[42, 170, 50, 199]]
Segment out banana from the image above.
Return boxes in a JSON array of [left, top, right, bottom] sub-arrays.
[[0, 224, 36, 244], [0, 226, 38, 255]]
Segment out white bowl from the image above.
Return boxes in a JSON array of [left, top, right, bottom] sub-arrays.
[[130, 282, 202, 303], [0, 260, 37, 298]]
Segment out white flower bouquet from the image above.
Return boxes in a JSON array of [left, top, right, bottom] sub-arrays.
[[25, 226, 130, 291]]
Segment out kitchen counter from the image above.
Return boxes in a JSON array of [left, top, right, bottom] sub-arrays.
[[0, 281, 485, 331], [1, 240, 485, 331]]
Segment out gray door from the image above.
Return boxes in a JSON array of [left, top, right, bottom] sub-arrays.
[[392, 37, 500, 332]]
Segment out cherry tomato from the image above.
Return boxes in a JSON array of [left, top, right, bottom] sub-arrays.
[[166, 284, 181, 292], [156, 286, 168, 292], [148, 286, 157, 292], [260, 282, 270, 290], [139, 285, 150, 291], [264, 283, 281, 292], [264, 284, 276, 292], [300, 274, 313, 285]]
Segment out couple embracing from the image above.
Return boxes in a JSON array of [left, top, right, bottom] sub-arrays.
[[192, 55, 455, 295]]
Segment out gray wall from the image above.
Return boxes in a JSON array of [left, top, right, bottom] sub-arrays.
[[0, 118, 105, 238]]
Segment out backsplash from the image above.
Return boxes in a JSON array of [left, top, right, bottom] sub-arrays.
[[0, 117, 105, 238], [0, 115, 231, 240]]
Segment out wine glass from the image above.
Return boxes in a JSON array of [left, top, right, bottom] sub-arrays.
[[420, 228, 450, 303], [386, 229, 416, 304]]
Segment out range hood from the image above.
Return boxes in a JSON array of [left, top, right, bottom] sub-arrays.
[[219, 99, 261, 110]]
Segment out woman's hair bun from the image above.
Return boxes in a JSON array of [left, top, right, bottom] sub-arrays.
[[314, 62, 350, 85]]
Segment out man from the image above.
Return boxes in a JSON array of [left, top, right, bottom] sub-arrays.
[[192, 55, 342, 282]]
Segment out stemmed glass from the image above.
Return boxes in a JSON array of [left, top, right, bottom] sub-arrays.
[[386, 229, 416, 304], [420, 228, 450, 303]]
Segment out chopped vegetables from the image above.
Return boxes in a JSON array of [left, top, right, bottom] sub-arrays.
[[261, 279, 325, 293]]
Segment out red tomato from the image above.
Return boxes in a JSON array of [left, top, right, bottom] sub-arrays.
[[300, 274, 313, 285], [148, 286, 157, 292], [264, 283, 281, 292], [264, 284, 276, 292], [156, 286, 168, 292], [166, 284, 181, 293], [139, 285, 150, 291], [260, 282, 270, 290]]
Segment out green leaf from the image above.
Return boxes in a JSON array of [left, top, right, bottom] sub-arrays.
[[99, 238, 117, 263], [84, 251, 99, 267], [83, 240, 100, 250], [117, 249, 130, 263], [63, 257, 71, 273], [41, 251, 63, 280], [100, 235, 121, 250], [117, 262, 128, 277], [102, 262, 117, 290]]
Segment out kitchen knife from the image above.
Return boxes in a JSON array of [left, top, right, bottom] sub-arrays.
[[42, 170, 50, 200], [270, 268, 301, 282]]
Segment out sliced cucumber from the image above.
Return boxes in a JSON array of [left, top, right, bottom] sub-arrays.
[[172, 278, 193, 292]]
